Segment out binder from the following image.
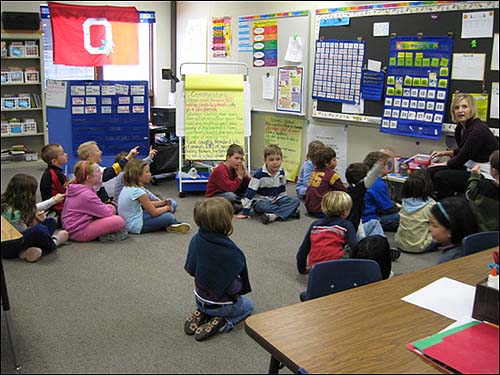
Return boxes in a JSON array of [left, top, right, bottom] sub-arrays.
[[407, 321, 499, 374]]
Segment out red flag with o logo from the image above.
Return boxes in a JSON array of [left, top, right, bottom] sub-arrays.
[[48, 2, 139, 66]]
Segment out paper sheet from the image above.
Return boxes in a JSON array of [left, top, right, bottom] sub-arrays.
[[492, 34, 499, 71], [262, 75, 275, 100], [401, 277, 476, 321], [451, 53, 486, 81], [284, 35, 303, 63], [491, 82, 499, 119], [461, 11, 494, 38], [373, 22, 389, 37]]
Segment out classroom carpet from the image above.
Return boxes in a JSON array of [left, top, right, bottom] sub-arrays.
[[1, 163, 440, 374]]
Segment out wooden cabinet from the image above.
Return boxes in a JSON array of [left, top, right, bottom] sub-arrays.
[[1, 31, 47, 163]]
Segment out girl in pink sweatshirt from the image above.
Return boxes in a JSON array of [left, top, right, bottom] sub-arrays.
[[62, 160, 126, 242]]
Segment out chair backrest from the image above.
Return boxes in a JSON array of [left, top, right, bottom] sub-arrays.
[[305, 259, 382, 301], [462, 231, 499, 256]]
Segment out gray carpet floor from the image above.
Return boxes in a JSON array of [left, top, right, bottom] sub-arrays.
[[1, 163, 440, 374]]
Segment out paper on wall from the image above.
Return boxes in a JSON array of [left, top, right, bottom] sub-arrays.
[[461, 11, 494, 39], [491, 34, 499, 71], [451, 53, 486, 81], [284, 35, 303, 63], [491, 82, 499, 119], [262, 75, 275, 100]]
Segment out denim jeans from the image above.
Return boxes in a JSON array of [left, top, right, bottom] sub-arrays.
[[215, 192, 241, 205], [141, 211, 178, 233], [2, 218, 57, 259], [195, 295, 254, 331], [380, 212, 400, 232], [362, 219, 385, 239], [253, 196, 300, 220]]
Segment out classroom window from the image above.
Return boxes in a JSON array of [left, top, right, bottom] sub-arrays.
[[40, 6, 155, 86]]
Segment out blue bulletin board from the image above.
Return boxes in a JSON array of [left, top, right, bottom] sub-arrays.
[[47, 80, 149, 175], [380, 36, 453, 140]]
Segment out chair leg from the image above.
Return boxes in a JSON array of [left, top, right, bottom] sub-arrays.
[[3, 309, 21, 371], [268, 356, 283, 374]]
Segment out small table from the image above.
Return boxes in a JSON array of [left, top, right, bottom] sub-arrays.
[[1, 215, 23, 370], [245, 249, 496, 374]]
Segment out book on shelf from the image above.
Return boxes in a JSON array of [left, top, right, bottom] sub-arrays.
[[32, 92, 42, 108]]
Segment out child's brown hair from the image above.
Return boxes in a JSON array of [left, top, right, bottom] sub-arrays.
[[194, 197, 234, 236], [41, 144, 62, 165], [226, 144, 245, 159], [264, 144, 282, 159], [1, 174, 38, 225], [312, 146, 336, 168], [306, 140, 325, 160], [123, 159, 149, 187]]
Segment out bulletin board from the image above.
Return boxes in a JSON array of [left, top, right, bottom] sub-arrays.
[[237, 10, 310, 115], [312, 1, 499, 132], [47, 80, 149, 174]]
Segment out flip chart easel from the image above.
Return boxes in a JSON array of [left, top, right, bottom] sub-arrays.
[[175, 62, 251, 196]]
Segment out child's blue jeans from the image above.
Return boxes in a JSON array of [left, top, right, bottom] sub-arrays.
[[195, 295, 254, 332], [141, 211, 178, 233], [253, 196, 300, 220]]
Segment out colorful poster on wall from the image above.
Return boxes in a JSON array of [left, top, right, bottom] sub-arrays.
[[212, 16, 232, 58], [253, 20, 278, 67], [238, 21, 252, 52], [264, 115, 303, 181], [277, 66, 303, 113], [184, 74, 245, 160]]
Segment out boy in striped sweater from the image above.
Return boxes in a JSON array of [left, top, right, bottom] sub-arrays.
[[239, 144, 300, 224]]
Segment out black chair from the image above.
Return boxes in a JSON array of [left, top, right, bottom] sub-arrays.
[[462, 231, 499, 256], [302, 259, 382, 301]]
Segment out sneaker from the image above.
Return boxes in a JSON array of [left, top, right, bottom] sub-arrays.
[[260, 213, 277, 225], [52, 230, 69, 246], [166, 223, 191, 234], [19, 247, 42, 262], [292, 209, 301, 219], [184, 309, 207, 336], [390, 247, 401, 261], [99, 229, 129, 242], [233, 203, 243, 214], [194, 316, 227, 341]]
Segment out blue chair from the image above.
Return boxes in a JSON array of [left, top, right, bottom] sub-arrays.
[[302, 259, 382, 301], [462, 231, 499, 256]]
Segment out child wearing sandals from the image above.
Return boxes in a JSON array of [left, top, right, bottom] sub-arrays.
[[1, 174, 69, 262], [62, 161, 127, 242], [184, 197, 253, 341], [118, 159, 189, 234]]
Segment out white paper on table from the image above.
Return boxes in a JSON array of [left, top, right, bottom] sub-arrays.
[[342, 98, 364, 114], [262, 75, 275, 100], [490, 82, 499, 119], [284, 35, 303, 63], [491, 34, 499, 71], [461, 11, 494, 39], [373, 22, 389, 37], [401, 277, 476, 321], [367, 59, 382, 72], [451, 53, 486, 81]]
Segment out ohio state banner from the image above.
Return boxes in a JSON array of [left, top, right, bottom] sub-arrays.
[[48, 2, 139, 66]]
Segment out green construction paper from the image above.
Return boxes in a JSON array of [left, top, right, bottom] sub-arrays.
[[412, 321, 480, 351]]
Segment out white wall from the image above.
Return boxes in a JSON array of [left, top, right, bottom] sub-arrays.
[[1, 1, 172, 106], [176, 1, 449, 168]]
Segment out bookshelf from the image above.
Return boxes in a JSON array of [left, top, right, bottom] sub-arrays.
[[1, 30, 47, 163]]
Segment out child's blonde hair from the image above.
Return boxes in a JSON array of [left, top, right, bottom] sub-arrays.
[[264, 144, 282, 159], [194, 197, 233, 236], [321, 191, 352, 217], [77, 141, 97, 160], [123, 158, 148, 187]]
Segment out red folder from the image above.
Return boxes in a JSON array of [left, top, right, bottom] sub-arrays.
[[407, 321, 499, 374]]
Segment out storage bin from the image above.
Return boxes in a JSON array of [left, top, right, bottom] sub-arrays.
[[176, 171, 210, 192]]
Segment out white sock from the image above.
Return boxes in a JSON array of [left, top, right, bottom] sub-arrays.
[[51, 236, 59, 246], [267, 214, 278, 222]]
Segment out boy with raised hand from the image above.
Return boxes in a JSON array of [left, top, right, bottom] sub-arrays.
[[205, 144, 250, 214], [77, 141, 139, 204], [238, 144, 300, 224]]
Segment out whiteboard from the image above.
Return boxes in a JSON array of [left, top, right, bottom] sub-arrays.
[[237, 12, 310, 115]]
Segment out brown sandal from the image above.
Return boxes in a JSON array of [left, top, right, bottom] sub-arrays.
[[184, 310, 207, 335], [194, 316, 227, 341]]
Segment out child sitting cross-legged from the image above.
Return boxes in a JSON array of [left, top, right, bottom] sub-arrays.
[[305, 145, 347, 218], [62, 161, 127, 242], [118, 158, 190, 234], [296, 191, 358, 274], [184, 197, 253, 341], [239, 144, 300, 224]]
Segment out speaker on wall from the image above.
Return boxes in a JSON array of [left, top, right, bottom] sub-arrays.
[[2, 12, 40, 31]]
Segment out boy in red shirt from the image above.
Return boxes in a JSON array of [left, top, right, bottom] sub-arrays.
[[205, 144, 250, 213]]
